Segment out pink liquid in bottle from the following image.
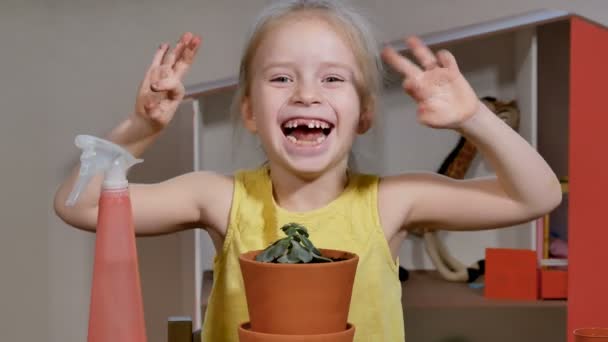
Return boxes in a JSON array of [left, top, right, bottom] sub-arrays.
[[87, 188, 147, 342]]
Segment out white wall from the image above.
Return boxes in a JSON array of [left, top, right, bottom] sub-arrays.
[[3, 1, 607, 342], [1, 4, 53, 342]]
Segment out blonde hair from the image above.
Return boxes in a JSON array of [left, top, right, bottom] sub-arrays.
[[230, 0, 383, 120]]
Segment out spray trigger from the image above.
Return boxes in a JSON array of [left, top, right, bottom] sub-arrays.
[[66, 135, 143, 206]]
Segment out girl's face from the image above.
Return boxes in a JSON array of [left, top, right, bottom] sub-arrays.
[[242, 16, 367, 178]]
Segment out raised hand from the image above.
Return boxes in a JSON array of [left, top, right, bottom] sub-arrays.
[[134, 32, 201, 130], [381, 37, 479, 129]]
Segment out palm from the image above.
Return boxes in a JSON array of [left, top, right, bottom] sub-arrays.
[[382, 37, 478, 129], [135, 32, 201, 128]]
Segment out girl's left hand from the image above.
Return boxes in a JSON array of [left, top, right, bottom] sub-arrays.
[[382, 36, 480, 129]]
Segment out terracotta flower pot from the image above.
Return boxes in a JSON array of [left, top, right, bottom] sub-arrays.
[[574, 328, 608, 341], [238, 322, 355, 342], [239, 249, 358, 335]]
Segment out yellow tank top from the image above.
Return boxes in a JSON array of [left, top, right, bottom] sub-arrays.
[[201, 165, 405, 341]]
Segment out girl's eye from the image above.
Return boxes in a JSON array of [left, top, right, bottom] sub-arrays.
[[271, 76, 292, 83], [324, 76, 344, 83]]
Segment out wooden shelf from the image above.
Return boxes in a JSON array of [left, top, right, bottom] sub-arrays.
[[403, 271, 566, 309]]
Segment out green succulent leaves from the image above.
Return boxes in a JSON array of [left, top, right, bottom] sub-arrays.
[[255, 223, 333, 264]]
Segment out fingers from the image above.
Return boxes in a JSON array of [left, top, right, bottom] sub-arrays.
[[402, 78, 429, 102], [437, 49, 460, 73], [152, 75, 178, 91], [381, 45, 422, 79], [137, 33, 196, 126], [174, 33, 202, 79], [162, 32, 193, 66], [151, 75, 184, 99], [161, 41, 182, 67], [141, 43, 169, 90], [408, 36, 460, 73], [383, 36, 460, 79], [142, 32, 200, 95], [143, 65, 171, 113], [153, 43, 170, 66], [407, 36, 438, 70]]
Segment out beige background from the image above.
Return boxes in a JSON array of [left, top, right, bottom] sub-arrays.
[[1, 1, 606, 341]]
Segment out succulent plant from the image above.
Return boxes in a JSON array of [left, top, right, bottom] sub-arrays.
[[255, 223, 333, 264]]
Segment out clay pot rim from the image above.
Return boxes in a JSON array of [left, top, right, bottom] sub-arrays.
[[239, 322, 355, 336], [573, 327, 608, 337], [239, 248, 359, 268]]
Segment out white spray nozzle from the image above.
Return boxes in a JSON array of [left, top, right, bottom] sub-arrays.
[[65, 135, 143, 207]]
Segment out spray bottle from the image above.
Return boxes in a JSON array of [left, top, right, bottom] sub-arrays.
[[66, 134, 147, 342]]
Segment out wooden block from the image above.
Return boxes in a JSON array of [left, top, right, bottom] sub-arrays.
[[484, 248, 538, 300], [541, 269, 568, 299], [168, 316, 192, 342]]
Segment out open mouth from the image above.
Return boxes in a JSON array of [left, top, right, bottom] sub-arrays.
[[281, 118, 334, 146]]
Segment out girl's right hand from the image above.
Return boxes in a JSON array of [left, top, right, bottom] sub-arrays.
[[134, 32, 201, 131]]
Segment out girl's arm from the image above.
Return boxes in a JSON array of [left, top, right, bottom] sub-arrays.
[[54, 33, 233, 236], [379, 37, 561, 233]]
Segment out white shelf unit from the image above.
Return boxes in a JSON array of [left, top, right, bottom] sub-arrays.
[[180, 8, 575, 327]]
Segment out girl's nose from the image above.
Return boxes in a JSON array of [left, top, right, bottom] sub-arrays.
[[290, 81, 322, 106]]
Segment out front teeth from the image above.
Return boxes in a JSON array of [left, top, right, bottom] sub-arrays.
[[283, 119, 330, 129], [307, 122, 324, 129]]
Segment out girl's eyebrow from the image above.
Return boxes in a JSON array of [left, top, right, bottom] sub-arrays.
[[318, 62, 354, 71], [262, 61, 295, 72], [262, 61, 354, 73]]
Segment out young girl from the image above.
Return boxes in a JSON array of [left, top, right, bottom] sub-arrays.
[[54, 0, 562, 340]]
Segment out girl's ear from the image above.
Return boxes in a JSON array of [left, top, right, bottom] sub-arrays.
[[241, 96, 258, 133], [357, 110, 374, 134]]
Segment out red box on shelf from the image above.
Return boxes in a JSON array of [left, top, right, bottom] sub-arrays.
[[540, 268, 568, 299], [484, 248, 538, 300]]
